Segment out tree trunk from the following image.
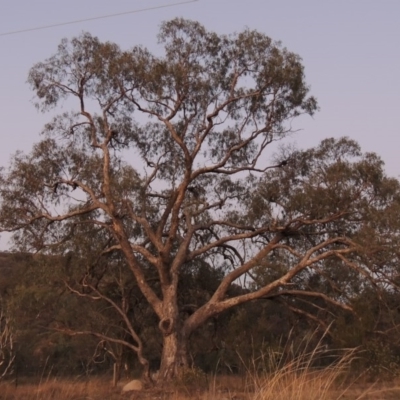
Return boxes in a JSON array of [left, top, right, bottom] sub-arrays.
[[158, 329, 189, 381]]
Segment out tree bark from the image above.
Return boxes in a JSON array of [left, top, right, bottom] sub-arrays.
[[158, 328, 189, 381]]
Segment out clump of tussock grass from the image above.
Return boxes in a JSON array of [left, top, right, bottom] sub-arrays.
[[238, 329, 360, 400], [252, 350, 356, 400]]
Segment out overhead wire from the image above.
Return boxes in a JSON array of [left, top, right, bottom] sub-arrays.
[[0, 0, 199, 37]]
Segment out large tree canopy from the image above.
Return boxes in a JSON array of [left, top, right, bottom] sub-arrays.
[[1, 19, 399, 383]]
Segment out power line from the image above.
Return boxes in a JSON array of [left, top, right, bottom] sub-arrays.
[[0, 0, 199, 37]]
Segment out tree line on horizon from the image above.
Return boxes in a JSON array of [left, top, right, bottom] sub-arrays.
[[1, 250, 400, 381]]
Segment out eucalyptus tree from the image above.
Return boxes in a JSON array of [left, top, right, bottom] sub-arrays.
[[1, 18, 398, 382]]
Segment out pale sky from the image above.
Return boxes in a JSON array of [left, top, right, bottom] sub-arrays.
[[1, 0, 400, 248]]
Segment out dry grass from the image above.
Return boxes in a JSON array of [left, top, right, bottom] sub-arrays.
[[248, 345, 357, 400], [0, 377, 120, 400], [3, 343, 400, 400], [1, 375, 400, 400], [243, 335, 400, 400]]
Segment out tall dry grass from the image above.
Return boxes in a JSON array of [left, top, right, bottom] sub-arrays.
[[241, 330, 400, 400], [249, 346, 358, 400]]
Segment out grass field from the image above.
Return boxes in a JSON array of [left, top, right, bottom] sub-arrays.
[[2, 343, 400, 399], [1, 372, 400, 399], [1, 377, 400, 400]]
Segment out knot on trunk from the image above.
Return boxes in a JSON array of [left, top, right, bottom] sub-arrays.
[[159, 318, 174, 336]]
